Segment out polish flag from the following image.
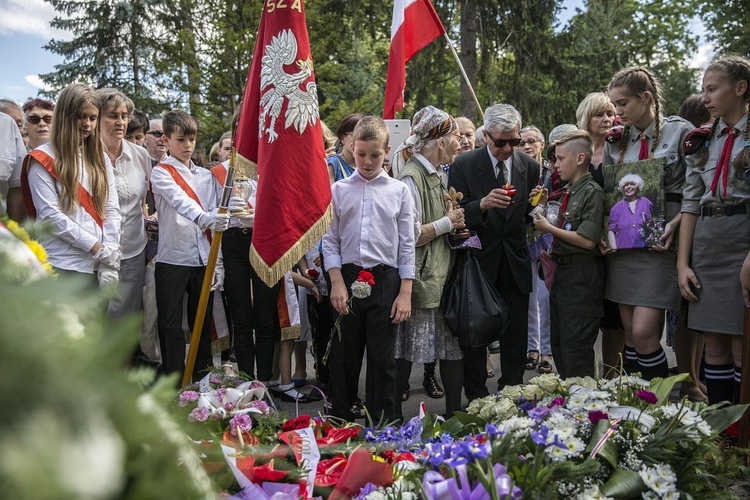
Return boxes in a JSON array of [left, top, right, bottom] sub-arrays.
[[383, 0, 446, 119]]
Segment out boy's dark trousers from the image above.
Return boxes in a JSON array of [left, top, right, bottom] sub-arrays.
[[155, 262, 214, 382], [549, 255, 605, 379], [329, 263, 400, 422]]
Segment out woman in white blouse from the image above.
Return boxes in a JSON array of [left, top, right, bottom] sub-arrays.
[[96, 88, 152, 320], [23, 83, 121, 285]]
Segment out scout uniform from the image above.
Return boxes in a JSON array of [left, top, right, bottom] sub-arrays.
[[549, 172, 605, 379]]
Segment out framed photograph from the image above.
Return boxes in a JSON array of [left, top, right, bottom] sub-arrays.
[[601, 158, 666, 250]]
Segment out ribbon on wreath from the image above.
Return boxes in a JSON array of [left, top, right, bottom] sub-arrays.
[[422, 463, 522, 500]]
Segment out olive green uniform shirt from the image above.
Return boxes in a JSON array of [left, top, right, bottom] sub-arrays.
[[552, 172, 604, 257]]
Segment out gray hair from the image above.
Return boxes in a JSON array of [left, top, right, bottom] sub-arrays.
[[474, 126, 486, 148], [484, 104, 522, 134], [548, 124, 578, 144], [520, 125, 545, 143], [618, 173, 645, 191], [0, 98, 22, 115]]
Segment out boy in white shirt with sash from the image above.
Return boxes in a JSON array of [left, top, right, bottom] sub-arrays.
[[150, 110, 229, 382]]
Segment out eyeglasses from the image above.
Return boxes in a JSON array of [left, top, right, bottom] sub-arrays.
[[519, 138, 540, 146], [147, 130, 164, 138], [26, 115, 52, 125], [485, 131, 522, 149]]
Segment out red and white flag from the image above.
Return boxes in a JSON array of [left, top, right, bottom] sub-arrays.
[[233, 0, 331, 286], [383, 0, 446, 119]]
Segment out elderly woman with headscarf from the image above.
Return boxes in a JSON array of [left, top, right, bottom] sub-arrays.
[[393, 105, 465, 420], [607, 173, 653, 250]]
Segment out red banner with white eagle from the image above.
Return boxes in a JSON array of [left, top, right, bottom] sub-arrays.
[[233, 0, 331, 286]]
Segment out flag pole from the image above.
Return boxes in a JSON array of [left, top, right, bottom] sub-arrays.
[[181, 160, 236, 387], [443, 33, 483, 121]]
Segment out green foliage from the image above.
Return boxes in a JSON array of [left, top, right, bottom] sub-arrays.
[[699, 0, 750, 58], [0, 269, 213, 498], [39, 0, 710, 153]]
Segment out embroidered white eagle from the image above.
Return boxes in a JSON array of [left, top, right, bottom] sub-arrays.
[[259, 29, 319, 143]]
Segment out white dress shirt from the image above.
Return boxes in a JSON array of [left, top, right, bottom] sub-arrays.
[[487, 146, 512, 185], [112, 140, 151, 259], [0, 112, 25, 215], [150, 156, 220, 267], [26, 143, 121, 273], [322, 169, 416, 279]]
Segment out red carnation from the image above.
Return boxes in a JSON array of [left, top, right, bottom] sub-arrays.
[[357, 270, 375, 286], [282, 414, 312, 432], [307, 269, 320, 279]]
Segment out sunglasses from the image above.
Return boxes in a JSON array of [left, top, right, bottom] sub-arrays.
[[485, 131, 522, 149], [147, 130, 164, 138], [27, 115, 52, 125]]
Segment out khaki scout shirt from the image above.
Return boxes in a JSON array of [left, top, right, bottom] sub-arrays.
[[553, 172, 604, 258]]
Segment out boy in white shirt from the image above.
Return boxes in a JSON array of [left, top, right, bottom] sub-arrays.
[[322, 116, 416, 422], [150, 110, 229, 381]]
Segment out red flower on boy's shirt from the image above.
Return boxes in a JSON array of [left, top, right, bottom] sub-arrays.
[[307, 269, 320, 279], [282, 414, 312, 432], [356, 270, 375, 286]]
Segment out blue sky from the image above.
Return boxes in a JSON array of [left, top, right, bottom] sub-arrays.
[[0, 0, 709, 105]]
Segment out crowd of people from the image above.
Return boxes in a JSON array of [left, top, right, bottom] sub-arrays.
[[1, 54, 749, 423]]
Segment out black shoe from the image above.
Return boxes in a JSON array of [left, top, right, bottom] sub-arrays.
[[488, 341, 501, 354], [350, 399, 366, 419], [423, 373, 445, 399], [280, 387, 314, 403]]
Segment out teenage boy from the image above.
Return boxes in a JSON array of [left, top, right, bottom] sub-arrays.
[[322, 116, 416, 422], [532, 130, 604, 379], [150, 110, 230, 381]]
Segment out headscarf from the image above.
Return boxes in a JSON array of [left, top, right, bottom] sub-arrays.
[[391, 105, 457, 176]]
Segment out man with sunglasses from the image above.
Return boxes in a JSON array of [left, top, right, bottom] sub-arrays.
[[22, 99, 55, 150], [449, 103, 542, 400], [145, 119, 169, 163]]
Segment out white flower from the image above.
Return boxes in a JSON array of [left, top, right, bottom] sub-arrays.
[[528, 373, 562, 392], [56, 306, 86, 340], [498, 416, 534, 437], [521, 384, 544, 400], [350, 281, 372, 299], [639, 464, 677, 497], [573, 485, 614, 500], [500, 385, 523, 400], [563, 376, 598, 390]]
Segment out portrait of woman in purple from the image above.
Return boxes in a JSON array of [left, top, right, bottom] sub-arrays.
[[607, 173, 653, 249]]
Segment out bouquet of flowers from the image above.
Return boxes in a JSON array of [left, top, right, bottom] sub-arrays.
[[639, 214, 666, 248]]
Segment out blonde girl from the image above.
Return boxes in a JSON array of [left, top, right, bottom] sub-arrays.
[[603, 67, 693, 380], [679, 55, 750, 405], [23, 83, 121, 284]]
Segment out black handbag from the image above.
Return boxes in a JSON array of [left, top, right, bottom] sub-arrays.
[[441, 249, 510, 349]]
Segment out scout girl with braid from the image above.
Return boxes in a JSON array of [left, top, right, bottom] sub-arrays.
[[679, 55, 750, 405], [602, 67, 693, 381]]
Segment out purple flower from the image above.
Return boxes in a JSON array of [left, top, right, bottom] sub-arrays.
[[250, 400, 270, 415], [354, 483, 379, 499], [588, 410, 609, 425], [636, 390, 658, 404], [215, 387, 227, 400], [179, 390, 199, 407], [527, 405, 550, 422], [209, 375, 222, 384], [485, 423, 503, 439], [364, 427, 377, 441], [518, 399, 535, 412], [188, 407, 210, 422], [530, 426, 549, 446], [426, 442, 448, 468], [224, 403, 235, 411], [230, 414, 252, 435], [550, 397, 565, 407]]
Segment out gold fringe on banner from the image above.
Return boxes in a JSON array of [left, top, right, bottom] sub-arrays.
[[280, 324, 302, 341], [250, 203, 333, 287], [231, 149, 258, 181]]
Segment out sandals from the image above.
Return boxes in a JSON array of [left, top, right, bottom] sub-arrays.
[[537, 356, 553, 374], [402, 384, 410, 402], [526, 351, 539, 370], [423, 373, 445, 399]]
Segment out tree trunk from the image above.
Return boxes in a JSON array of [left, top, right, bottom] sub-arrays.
[[459, 0, 479, 122]]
